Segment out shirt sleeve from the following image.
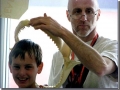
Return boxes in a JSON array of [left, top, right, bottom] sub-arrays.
[[100, 40, 118, 81]]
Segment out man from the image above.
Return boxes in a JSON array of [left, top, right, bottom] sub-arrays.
[[29, 0, 118, 88]]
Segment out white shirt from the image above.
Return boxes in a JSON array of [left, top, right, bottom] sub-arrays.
[[48, 36, 118, 88]]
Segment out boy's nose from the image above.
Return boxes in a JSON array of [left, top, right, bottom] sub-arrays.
[[19, 68, 26, 75]]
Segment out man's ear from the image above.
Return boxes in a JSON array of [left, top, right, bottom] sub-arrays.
[[97, 9, 101, 21], [8, 63, 12, 73], [37, 62, 43, 74], [66, 10, 71, 22]]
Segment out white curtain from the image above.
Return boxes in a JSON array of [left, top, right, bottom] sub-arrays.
[[0, 18, 11, 88]]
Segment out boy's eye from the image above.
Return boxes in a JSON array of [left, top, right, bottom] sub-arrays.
[[13, 66, 20, 69], [25, 66, 32, 70]]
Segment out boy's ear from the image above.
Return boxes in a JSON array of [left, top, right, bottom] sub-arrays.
[[37, 62, 43, 74], [9, 63, 12, 73]]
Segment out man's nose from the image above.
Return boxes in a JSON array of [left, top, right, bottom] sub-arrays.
[[80, 15, 87, 21]]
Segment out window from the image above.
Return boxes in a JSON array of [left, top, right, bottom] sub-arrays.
[[0, 18, 11, 88], [8, 6, 70, 88]]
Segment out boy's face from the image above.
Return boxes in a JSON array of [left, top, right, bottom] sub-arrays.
[[9, 52, 43, 88]]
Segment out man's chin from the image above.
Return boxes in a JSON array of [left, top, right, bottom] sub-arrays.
[[76, 33, 88, 37]]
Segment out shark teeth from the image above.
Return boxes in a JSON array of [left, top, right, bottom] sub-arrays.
[[13, 19, 80, 88]]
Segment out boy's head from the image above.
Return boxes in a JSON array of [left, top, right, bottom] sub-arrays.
[[9, 39, 43, 88]]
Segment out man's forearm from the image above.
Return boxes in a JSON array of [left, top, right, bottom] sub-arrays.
[[61, 28, 108, 76]]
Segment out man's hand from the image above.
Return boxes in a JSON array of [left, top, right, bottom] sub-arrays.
[[29, 13, 65, 37]]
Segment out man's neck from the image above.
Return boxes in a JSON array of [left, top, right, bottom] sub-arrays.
[[79, 30, 97, 42]]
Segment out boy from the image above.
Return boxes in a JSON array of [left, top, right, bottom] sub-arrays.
[[9, 39, 43, 88]]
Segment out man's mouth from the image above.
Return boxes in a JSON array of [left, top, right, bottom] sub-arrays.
[[79, 24, 87, 27]]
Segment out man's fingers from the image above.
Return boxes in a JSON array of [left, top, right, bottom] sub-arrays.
[[44, 13, 47, 17]]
